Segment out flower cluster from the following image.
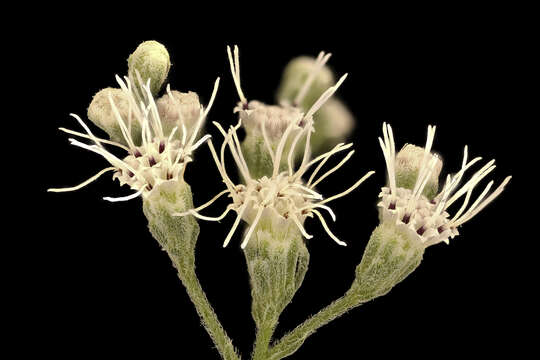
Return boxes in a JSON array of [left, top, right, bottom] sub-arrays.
[[49, 75, 219, 201], [175, 84, 374, 248], [378, 122, 511, 247]]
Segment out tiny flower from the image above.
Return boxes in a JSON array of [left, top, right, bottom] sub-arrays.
[[174, 97, 374, 249], [48, 76, 220, 202], [128, 40, 171, 96], [377, 122, 511, 247]]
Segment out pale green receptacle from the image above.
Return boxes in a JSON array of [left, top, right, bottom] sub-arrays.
[[353, 221, 425, 298], [128, 40, 171, 96]]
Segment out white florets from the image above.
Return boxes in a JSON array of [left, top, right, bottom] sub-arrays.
[[378, 122, 511, 247], [49, 75, 220, 202], [176, 114, 374, 248]]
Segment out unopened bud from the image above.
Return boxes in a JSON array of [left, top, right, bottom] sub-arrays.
[[311, 98, 355, 154], [128, 40, 171, 96], [87, 88, 141, 145], [276, 56, 335, 110], [395, 144, 442, 200], [156, 90, 201, 138]]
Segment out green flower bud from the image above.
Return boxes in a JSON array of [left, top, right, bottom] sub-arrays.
[[156, 90, 201, 139], [395, 144, 442, 200], [243, 217, 309, 327], [353, 222, 425, 299], [276, 56, 335, 110], [311, 98, 355, 154], [128, 40, 171, 96], [87, 87, 142, 145]]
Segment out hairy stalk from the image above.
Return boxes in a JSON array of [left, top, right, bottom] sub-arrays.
[[267, 288, 366, 360], [252, 320, 278, 360], [268, 223, 425, 359], [143, 180, 241, 360]]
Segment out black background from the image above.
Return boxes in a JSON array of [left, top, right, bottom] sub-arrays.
[[16, 9, 527, 359]]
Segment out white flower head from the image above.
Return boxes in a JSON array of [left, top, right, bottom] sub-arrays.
[[226, 45, 343, 141], [48, 75, 220, 202], [378, 123, 511, 247], [174, 90, 374, 249]]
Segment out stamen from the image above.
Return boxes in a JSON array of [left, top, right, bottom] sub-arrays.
[[58, 127, 130, 151], [312, 209, 347, 246], [310, 150, 355, 188], [241, 206, 264, 248], [223, 202, 249, 247], [48, 167, 116, 193], [294, 51, 332, 106], [227, 45, 247, 105], [319, 171, 375, 206], [290, 212, 313, 239], [103, 185, 147, 202], [304, 73, 348, 120]]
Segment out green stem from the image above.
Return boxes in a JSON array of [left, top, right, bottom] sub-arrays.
[[168, 248, 241, 360], [252, 320, 278, 360], [143, 181, 241, 360], [267, 288, 367, 360]]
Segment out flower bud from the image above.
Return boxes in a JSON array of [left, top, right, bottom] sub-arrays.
[[128, 40, 171, 96], [156, 90, 201, 138], [243, 217, 309, 327], [353, 222, 425, 299], [395, 144, 442, 200], [311, 98, 355, 154], [87, 87, 142, 145], [276, 56, 335, 110]]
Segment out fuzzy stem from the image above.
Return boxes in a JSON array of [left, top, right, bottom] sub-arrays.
[[143, 180, 241, 360], [252, 320, 278, 360], [267, 288, 366, 360], [267, 222, 425, 359], [168, 246, 241, 360]]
